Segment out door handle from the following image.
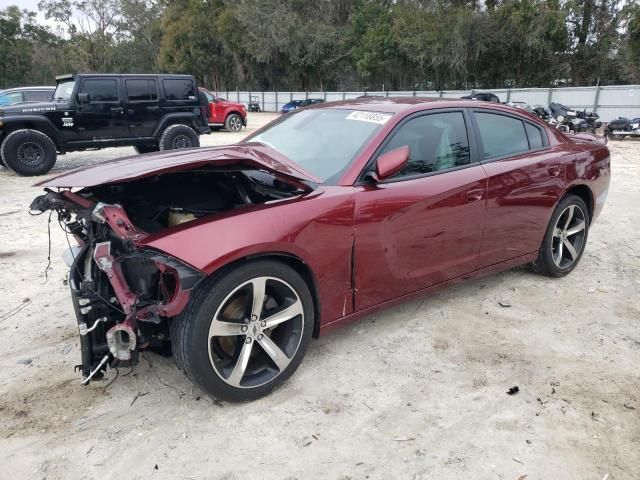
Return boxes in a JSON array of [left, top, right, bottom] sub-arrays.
[[110, 107, 124, 114], [547, 165, 562, 177], [465, 188, 484, 202]]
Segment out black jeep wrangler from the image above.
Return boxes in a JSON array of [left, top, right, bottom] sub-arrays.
[[0, 73, 211, 176]]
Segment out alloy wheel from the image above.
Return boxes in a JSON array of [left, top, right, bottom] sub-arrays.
[[228, 115, 242, 132], [551, 204, 587, 269], [207, 276, 304, 388]]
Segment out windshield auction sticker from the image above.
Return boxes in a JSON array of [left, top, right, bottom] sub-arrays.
[[346, 111, 392, 124]]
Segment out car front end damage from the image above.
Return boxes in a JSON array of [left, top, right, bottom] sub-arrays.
[[29, 145, 319, 385], [31, 189, 204, 382]]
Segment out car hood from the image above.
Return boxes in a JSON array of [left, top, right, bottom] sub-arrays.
[[36, 143, 322, 191]]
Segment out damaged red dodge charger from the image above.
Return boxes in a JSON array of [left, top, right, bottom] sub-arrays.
[[31, 98, 610, 401]]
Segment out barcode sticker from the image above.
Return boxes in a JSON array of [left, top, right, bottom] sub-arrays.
[[346, 111, 392, 124]]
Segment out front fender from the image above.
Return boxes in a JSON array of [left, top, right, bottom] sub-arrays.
[[0, 115, 65, 146], [138, 187, 356, 325]]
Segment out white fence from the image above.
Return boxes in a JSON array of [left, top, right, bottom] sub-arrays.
[[215, 85, 640, 122]]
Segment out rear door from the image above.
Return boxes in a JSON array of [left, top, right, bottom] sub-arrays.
[[354, 109, 488, 311], [471, 109, 569, 267], [124, 77, 161, 137], [75, 77, 128, 141]]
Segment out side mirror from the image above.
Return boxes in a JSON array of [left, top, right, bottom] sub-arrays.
[[77, 92, 89, 103], [375, 145, 409, 181]]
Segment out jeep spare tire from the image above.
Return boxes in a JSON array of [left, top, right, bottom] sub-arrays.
[[1, 129, 57, 176], [159, 124, 199, 151]]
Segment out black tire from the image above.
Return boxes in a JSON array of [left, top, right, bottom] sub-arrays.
[[134, 144, 160, 154], [158, 124, 199, 151], [531, 194, 590, 277], [1, 129, 57, 176], [224, 113, 243, 132], [171, 260, 314, 402]]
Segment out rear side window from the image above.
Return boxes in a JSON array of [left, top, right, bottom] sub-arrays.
[[380, 111, 471, 178], [163, 79, 196, 101], [79, 79, 118, 102], [475, 112, 528, 158], [23, 90, 52, 102], [525, 123, 544, 149], [126, 79, 158, 102]]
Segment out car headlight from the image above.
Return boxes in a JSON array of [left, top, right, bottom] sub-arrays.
[[556, 115, 565, 122]]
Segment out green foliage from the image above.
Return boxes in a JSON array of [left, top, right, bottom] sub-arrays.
[[0, 0, 636, 90]]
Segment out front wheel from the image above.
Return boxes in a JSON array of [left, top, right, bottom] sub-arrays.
[[225, 113, 243, 132], [171, 260, 314, 401], [158, 124, 199, 151], [1, 129, 57, 176], [532, 194, 589, 277]]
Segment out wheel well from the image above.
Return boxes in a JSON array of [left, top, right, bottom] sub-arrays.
[[564, 184, 594, 220], [225, 111, 242, 121], [2, 123, 59, 147], [208, 253, 321, 338]]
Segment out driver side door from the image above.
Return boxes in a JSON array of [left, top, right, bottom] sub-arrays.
[[75, 77, 128, 141], [354, 109, 488, 311]]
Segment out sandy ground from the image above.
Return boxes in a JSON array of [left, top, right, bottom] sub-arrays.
[[0, 112, 638, 480]]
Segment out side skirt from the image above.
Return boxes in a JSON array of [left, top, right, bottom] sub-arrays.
[[318, 251, 538, 336]]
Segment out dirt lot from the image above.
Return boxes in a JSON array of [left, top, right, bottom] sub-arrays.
[[0, 112, 638, 480]]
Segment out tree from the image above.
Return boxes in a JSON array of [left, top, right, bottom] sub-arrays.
[[0, 6, 58, 87]]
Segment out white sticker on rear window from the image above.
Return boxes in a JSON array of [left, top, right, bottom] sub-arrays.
[[346, 111, 392, 124]]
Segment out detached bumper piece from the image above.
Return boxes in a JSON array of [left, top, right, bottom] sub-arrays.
[[70, 243, 204, 384]]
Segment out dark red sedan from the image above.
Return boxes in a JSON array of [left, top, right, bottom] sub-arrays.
[[31, 98, 610, 401]]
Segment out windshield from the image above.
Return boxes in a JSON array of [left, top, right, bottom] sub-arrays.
[[249, 108, 391, 181], [53, 80, 76, 102]]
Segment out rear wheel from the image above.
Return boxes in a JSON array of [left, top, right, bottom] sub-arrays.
[[158, 124, 199, 151], [171, 260, 314, 401], [1, 129, 57, 176], [225, 113, 243, 132], [532, 194, 589, 277]]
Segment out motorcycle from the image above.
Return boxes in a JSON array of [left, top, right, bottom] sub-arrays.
[[574, 109, 602, 133], [548, 102, 577, 132], [605, 117, 640, 140], [531, 105, 551, 122]]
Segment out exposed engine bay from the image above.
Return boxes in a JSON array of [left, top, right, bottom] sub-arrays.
[[30, 167, 305, 383]]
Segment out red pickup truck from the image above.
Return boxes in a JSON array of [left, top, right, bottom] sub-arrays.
[[199, 88, 247, 132]]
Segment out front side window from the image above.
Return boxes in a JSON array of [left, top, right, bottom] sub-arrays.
[[79, 79, 118, 102], [126, 79, 158, 102], [249, 108, 390, 181], [380, 111, 471, 178], [163, 79, 196, 101], [476, 112, 529, 158]]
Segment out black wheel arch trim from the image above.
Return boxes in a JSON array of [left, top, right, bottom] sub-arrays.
[[152, 113, 201, 138], [0, 116, 65, 147]]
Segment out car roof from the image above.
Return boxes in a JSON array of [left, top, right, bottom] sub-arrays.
[[1, 86, 55, 92], [56, 73, 195, 81], [318, 96, 547, 124]]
